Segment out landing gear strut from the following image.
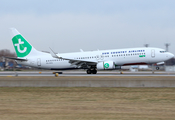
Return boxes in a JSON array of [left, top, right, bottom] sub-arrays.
[[152, 64, 154, 74], [86, 66, 97, 74]]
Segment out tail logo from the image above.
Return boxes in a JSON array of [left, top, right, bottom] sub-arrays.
[[15, 39, 27, 53], [12, 34, 32, 58]]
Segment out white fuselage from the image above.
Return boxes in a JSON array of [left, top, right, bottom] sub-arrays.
[[16, 47, 174, 70]]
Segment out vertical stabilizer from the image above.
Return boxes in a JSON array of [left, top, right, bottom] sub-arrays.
[[10, 28, 39, 58]]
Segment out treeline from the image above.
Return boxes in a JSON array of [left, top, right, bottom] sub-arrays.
[[0, 49, 16, 62]]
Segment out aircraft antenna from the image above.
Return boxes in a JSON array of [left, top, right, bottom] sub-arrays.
[[144, 44, 149, 47]]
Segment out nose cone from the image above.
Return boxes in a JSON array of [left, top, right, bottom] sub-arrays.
[[167, 52, 174, 59], [170, 53, 174, 58]]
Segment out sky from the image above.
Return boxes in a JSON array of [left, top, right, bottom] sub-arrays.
[[0, 0, 175, 54]]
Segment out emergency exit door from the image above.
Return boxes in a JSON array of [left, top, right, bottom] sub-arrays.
[[151, 49, 155, 58]]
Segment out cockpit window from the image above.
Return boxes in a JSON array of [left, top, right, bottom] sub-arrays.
[[160, 51, 166, 53]]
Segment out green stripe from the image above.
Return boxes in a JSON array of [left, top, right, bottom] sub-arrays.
[[139, 55, 146, 57]]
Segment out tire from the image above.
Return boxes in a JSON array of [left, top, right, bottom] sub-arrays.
[[156, 66, 159, 70], [87, 69, 91, 74], [92, 70, 97, 74]]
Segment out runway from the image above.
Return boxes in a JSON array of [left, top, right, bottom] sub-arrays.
[[0, 71, 175, 87], [0, 71, 175, 76]]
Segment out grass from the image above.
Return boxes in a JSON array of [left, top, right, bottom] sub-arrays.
[[0, 87, 175, 120]]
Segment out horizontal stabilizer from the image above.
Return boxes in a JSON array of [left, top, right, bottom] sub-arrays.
[[5, 56, 27, 61]]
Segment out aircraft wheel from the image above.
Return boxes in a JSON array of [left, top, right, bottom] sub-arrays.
[[156, 66, 159, 70], [92, 70, 97, 74], [87, 69, 91, 74]]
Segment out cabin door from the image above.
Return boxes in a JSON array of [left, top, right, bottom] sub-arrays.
[[37, 58, 41, 66]]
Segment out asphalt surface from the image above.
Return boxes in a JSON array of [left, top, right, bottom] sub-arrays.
[[0, 71, 175, 76]]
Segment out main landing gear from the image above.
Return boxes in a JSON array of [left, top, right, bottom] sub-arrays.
[[86, 67, 97, 74]]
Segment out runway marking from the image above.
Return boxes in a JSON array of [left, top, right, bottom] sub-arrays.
[[59, 75, 175, 77], [0, 71, 175, 77]]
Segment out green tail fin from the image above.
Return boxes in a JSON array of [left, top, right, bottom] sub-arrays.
[[11, 28, 33, 58]]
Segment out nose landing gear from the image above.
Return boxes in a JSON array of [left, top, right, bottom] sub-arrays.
[[156, 66, 159, 70]]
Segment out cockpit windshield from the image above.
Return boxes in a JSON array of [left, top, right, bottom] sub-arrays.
[[160, 51, 166, 53]]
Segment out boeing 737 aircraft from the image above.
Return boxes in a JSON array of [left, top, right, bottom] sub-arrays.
[[7, 28, 174, 74]]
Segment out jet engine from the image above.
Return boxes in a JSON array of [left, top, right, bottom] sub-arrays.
[[97, 61, 115, 70]]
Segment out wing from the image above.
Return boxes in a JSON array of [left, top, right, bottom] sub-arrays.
[[56, 56, 97, 68], [49, 48, 97, 68], [68, 59, 97, 68]]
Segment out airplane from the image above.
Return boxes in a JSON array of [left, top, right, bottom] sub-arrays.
[[6, 28, 174, 74]]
